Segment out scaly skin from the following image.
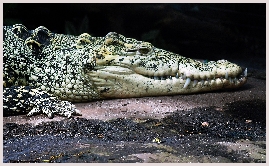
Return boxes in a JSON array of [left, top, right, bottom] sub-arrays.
[[3, 24, 247, 118]]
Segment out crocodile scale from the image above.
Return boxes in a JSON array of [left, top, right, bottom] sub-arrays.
[[3, 24, 247, 118]]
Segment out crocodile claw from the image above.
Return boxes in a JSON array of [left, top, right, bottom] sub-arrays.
[[3, 86, 81, 119], [26, 100, 81, 119]]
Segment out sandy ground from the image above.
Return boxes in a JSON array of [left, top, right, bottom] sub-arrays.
[[3, 76, 265, 125], [3, 73, 266, 163]]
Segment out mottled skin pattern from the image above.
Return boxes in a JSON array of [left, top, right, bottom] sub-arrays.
[[3, 24, 247, 118]]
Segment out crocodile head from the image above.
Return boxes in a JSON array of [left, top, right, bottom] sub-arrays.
[[12, 24, 246, 102], [85, 32, 247, 99]]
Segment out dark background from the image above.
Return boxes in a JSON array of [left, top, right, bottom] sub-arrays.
[[2, 4, 266, 162], [3, 3, 266, 70]]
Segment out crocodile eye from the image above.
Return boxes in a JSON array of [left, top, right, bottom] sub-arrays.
[[12, 24, 29, 40], [34, 29, 51, 46], [137, 42, 153, 55], [138, 47, 151, 54]]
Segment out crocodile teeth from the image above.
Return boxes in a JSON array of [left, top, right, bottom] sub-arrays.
[[234, 78, 238, 84], [183, 78, 191, 88], [244, 68, 247, 77], [154, 76, 159, 80], [181, 73, 186, 80], [225, 72, 228, 79], [200, 80, 204, 86], [193, 80, 198, 87], [176, 73, 179, 79]]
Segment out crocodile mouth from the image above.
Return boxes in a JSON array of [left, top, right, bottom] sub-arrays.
[[89, 63, 247, 99], [142, 67, 248, 89]]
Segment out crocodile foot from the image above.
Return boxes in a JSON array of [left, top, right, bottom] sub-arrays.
[[3, 86, 81, 118]]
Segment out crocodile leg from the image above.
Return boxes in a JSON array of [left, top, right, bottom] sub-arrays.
[[3, 86, 81, 118]]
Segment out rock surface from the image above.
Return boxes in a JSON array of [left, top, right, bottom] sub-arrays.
[[3, 76, 266, 163]]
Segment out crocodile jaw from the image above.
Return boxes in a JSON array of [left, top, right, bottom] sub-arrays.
[[88, 64, 247, 99], [83, 32, 248, 99]]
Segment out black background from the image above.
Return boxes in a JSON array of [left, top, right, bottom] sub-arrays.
[[3, 3, 266, 69]]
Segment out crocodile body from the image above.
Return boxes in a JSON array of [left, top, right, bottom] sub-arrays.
[[3, 24, 247, 118]]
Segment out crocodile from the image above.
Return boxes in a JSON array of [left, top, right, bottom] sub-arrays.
[[3, 24, 247, 118]]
